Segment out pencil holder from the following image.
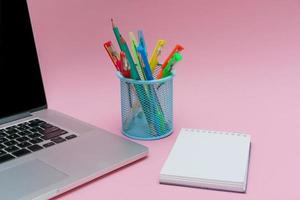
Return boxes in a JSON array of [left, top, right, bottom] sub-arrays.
[[117, 72, 174, 140]]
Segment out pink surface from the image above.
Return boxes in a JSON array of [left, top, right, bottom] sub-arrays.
[[27, 0, 300, 199]]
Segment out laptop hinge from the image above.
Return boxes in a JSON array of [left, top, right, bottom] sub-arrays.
[[0, 112, 32, 126]]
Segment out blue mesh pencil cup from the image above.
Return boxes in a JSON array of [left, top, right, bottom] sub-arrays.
[[117, 72, 174, 140]]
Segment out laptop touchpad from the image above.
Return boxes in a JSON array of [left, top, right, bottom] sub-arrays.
[[0, 159, 68, 199]]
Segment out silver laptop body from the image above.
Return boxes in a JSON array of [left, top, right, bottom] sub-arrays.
[[0, 1, 148, 199]]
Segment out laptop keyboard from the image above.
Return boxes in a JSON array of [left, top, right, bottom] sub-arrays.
[[0, 119, 77, 164]]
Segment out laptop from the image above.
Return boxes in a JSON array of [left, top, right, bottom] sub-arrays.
[[0, 1, 148, 199]]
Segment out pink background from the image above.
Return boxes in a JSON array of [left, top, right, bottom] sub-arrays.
[[27, 0, 300, 199]]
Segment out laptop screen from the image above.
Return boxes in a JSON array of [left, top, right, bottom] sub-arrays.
[[0, 0, 47, 120]]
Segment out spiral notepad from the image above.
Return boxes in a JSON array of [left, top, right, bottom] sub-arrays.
[[160, 128, 251, 192]]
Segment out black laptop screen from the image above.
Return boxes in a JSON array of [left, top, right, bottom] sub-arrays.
[[0, 0, 47, 120]]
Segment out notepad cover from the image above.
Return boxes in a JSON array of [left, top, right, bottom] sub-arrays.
[[160, 128, 251, 192]]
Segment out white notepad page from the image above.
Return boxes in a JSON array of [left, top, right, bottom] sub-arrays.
[[160, 128, 251, 191]]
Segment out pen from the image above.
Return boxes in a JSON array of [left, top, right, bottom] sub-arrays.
[[138, 30, 148, 56], [120, 51, 133, 108], [149, 40, 166, 73], [157, 44, 184, 79], [120, 35, 141, 80], [103, 41, 121, 71], [120, 51, 131, 78], [129, 32, 146, 80], [162, 52, 182, 78], [137, 45, 154, 80], [137, 45, 167, 132]]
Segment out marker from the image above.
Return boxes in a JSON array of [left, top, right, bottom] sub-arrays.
[[149, 40, 166, 73], [162, 52, 182, 78], [103, 41, 121, 71], [157, 44, 184, 79]]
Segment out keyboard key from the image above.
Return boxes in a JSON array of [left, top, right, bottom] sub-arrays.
[[27, 122, 39, 128], [5, 129, 19, 135], [5, 126, 17, 131], [3, 140, 17, 147], [28, 133, 42, 139], [51, 137, 66, 144], [7, 134, 20, 140], [40, 126, 60, 135], [39, 121, 46, 125], [18, 130, 32, 136], [28, 120, 45, 127], [29, 119, 43, 124], [43, 142, 55, 148], [40, 123, 54, 129], [17, 124, 26, 127], [0, 132, 7, 138], [28, 124, 39, 128], [0, 154, 15, 164], [0, 137, 8, 143], [35, 127, 44, 133], [5, 145, 19, 152], [17, 142, 31, 148], [42, 130, 68, 140], [12, 149, 31, 157], [30, 138, 43, 144], [28, 144, 43, 152], [16, 126, 27, 131], [29, 128, 39, 133], [0, 150, 6, 156], [16, 136, 30, 143], [65, 134, 77, 140]]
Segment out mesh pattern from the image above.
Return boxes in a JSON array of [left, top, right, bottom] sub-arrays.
[[118, 72, 174, 140]]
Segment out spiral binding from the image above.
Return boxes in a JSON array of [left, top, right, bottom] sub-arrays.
[[182, 128, 249, 138]]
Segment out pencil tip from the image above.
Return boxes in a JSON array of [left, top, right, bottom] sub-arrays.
[[111, 18, 115, 27]]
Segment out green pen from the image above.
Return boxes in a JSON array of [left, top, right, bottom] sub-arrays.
[[162, 52, 182, 78]]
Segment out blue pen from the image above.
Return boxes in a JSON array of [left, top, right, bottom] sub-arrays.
[[138, 30, 148, 56], [137, 45, 154, 80], [137, 44, 167, 132]]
